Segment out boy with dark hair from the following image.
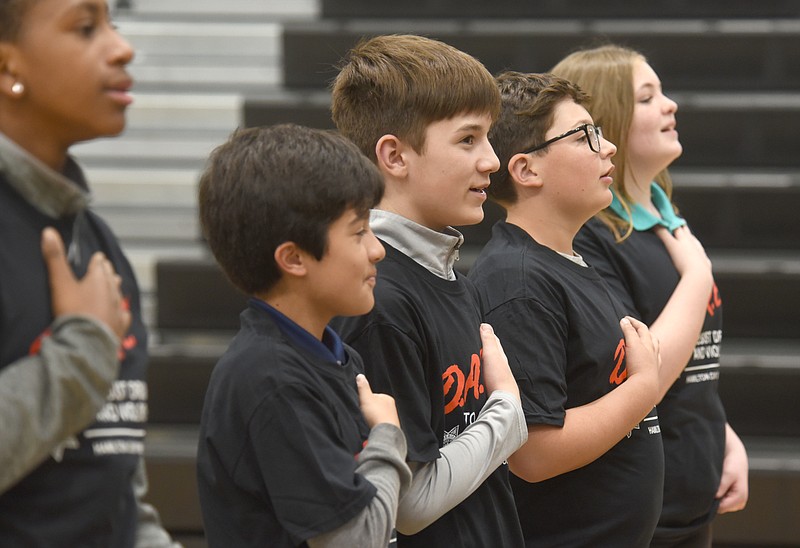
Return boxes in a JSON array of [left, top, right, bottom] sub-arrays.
[[468, 71, 665, 547], [330, 34, 528, 547], [196, 123, 417, 548]]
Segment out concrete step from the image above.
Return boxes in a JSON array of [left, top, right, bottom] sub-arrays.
[[71, 92, 241, 169], [123, 0, 319, 20], [122, 93, 242, 131], [719, 339, 800, 437], [72, 135, 224, 169], [282, 19, 800, 90], [142, 425, 202, 533], [712, 437, 800, 547], [119, 20, 281, 56], [87, 168, 201, 208], [115, 17, 284, 92], [319, 0, 800, 19]]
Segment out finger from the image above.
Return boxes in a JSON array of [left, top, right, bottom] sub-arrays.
[[625, 316, 647, 330], [673, 227, 696, 245], [715, 472, 738, 499], [85, 251, 111, 279], [479, 322, 497, 344], [480, 322, 506, 347], [619, 317, 635, 340], [654, 227, 677, 246], [41, 228, 75, 287], [355, 373, 373, 398], [620, 315, 646, 337], [120, 308, 132, 335], [479, 323, 505, 358], [716, 486, 745, 514]]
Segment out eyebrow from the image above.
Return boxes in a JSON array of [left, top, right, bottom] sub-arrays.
[[455, 123, 486, 133], [559, 119, 593, 131], [72, 1, 106, 17], [348, 211, 370, 225]]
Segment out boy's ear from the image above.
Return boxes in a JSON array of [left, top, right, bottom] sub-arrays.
[[273, 241, 308, 278], [508, 153, 543, 189], [375, 134, 408, 178]]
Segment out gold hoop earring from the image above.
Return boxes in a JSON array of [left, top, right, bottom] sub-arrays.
[[11, 82, 24, 95]]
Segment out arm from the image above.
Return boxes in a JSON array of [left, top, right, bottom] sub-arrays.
[[0, 315, 119, 493], [337, 315, 525, 534], [244, 373, 408, 548], [395, 324, 527, 534], [576, 223, 712, 400], [650, 227, 714, 398], [0, 228, 128, 494], [715, 422, 749, 514], [307, 375, 411, 547], [508, 317, 660, 483], [307, 423, 411, 548], [396, 390, 526, 534]]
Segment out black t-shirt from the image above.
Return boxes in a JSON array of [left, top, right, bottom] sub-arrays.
[[575, 218, 726, 539], [196, 303, 376, 547], [333, 242, 523, 548], [0, 171, 147, 548], [469, 222, 664, 548]]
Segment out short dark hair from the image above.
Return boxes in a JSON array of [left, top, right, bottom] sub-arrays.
[[331, 34, 500, 163], [489, 71, 588, 205], [198, 124, 384, 295]]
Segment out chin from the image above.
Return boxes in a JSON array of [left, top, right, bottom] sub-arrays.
[[350, 296, 375, 316], [665, 140, 683, 159], [458, 208, 485, 227], [99, 111, 129, 137]]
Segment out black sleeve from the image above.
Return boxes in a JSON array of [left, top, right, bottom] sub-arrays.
[[249, 382, 377, 542], [485, 297, 569, 427]]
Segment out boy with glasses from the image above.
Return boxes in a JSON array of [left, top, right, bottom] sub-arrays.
[[468, 71, 665, 547]]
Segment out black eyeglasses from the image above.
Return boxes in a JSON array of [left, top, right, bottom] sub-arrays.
[[522, 123, 603, 154]]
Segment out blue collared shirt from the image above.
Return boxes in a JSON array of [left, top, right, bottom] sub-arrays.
[[249, 298, 346, 365], [609, 182, 687, 232]]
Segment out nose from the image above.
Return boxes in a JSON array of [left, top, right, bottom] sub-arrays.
[[367, 231, 385, 263], [663, 93, 678, 114], [601, 136, 617, 159], [109, 27, 135, 66], [480, 141, 501, 174]]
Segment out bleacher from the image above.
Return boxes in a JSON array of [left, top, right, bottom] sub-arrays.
[[77, 1, 800, 546]]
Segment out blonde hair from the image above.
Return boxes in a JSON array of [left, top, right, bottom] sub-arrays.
[[331, 34, 500, 163], [551, 44, 676, 241]]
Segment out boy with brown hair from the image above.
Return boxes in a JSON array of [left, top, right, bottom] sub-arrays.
[[330, 34, 527, 547], [468, 71, 664, 547]]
